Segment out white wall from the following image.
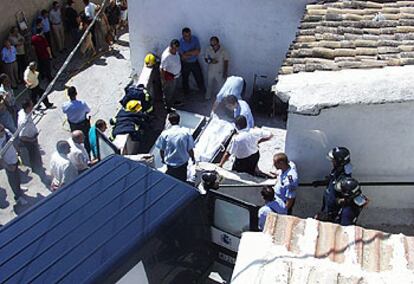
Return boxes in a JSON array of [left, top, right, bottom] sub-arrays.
[[285, 101, 414, 183], [128, 0, 309, 95]]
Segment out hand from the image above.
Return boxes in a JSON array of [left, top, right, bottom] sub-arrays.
[[211, 59, 218, 64], [223, 73, 228, 79]]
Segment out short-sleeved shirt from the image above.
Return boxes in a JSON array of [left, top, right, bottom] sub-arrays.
[[227, 128, 270, 159], [273, 161, 299, 207], [24, 68, 40, 89], [40, 16, 51, 33], [155, 125, 194, 167], [258, 200, 287, 230], [18, 109, 38, 139], [85, 3, 97, 20], [0, 108, 17, 133], [49, 9, 62, 25], [179, 35, 200, 63], [205, 45, 229, 73], [1, 47, 16, 64], [68, 138, 90, 171], [31, 35, 50, 60], [62, 99, 91, 123], [8, 33, 25, 55], [235, 100, 254, 129], [0, 129, 18, 165], [50, 152, 78, 187], [216, 76, 244, 103], [160, 47, 181, 77]]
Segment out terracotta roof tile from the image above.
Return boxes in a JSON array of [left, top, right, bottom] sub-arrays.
[[263, 213, 414, 275], [280, 0, 414, 75]]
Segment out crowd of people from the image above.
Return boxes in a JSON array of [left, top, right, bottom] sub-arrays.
[[0, 14, 367, 233], [0, 0, 128, 205]]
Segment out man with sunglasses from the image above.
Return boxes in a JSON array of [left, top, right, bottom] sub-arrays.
[[204, 36, 229, 100]]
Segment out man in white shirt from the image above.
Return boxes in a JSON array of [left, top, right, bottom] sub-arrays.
[[49, 1, 65, 52], [83, 0, 100, 48], [204, 36, 229, 100], [219, 115, 272, 176], [0, 123, 28, 205], [18, 100, 45, 178], [50, 140, 78, 190], [68, 130, 93, 174], [160, 39, 181, 111], [83, 0, 100, 20]]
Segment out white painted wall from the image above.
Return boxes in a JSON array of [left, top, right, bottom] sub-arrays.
[[285, 102, 414, 183], [128, 0, 309, 95]]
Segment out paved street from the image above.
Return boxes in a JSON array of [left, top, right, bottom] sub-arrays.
[[0, 31, 286, 226], [0, 33, 132, 225]]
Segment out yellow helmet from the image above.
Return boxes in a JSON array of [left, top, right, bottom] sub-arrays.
[[144, 53, 156, 67], [126, 100, 142, 112]]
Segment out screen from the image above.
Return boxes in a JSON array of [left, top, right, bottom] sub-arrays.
[[214, 199, 250, 237]]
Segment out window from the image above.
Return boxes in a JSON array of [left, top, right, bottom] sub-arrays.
[[214, 199, 250, 237]]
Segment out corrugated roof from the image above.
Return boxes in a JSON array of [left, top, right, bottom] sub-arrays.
[[232, 214, 414, 283], [279, 0, 414, 75], [0, 155, 199, 284]]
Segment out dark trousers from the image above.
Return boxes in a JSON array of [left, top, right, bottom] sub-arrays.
[[20, 139, 43, 175], [44, 31, 53, 54], [16, 54, 26, 80], [5, 164, 22, 200], [30, 85, 52, 108], [69, 119, 91, 155], [181, 60, 205, 94], [38, 59, 52, 81], [233, 151, 260, 176], [166, 162, 188, 182]]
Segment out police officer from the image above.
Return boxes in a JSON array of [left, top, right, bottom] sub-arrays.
[[272, 153, 299, 215], [335, 176, 368, 226], [314, 147, 352, 222]]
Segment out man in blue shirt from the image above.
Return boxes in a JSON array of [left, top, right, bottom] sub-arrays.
[[179, 27, 205, 96], [223, 95, 254, 129], [39, 10, 53, 53], [258, 186, 286, 230], [272, 153, 299, 215], [1, 40, 19, 89], [155, 112, 195, 182], [62, 86, 91, 155]]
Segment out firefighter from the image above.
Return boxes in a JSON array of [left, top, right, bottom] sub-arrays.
[[314, 147, 353, 222]]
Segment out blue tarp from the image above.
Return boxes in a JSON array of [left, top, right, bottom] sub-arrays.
[[0, 155, 199, 283]]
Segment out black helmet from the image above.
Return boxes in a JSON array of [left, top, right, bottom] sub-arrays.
[[328, 147, 351, 166], [334, 177, 361, 198], [201, 171, 219, 190]]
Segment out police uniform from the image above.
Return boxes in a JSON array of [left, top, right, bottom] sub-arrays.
[[258, 200, 286, 230], [273, 161, 299, 215], [320, 163, 352, 221]]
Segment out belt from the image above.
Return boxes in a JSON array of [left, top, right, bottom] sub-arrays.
[[4, 61, 16, 64], [52, 22, 62, 25]]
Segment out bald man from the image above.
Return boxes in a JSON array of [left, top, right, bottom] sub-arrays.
[[50, 140, 78, 190], [68, 130, 93, 174]]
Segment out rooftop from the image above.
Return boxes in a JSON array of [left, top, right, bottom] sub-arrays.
[[279, 0, 414, 76], [232, 213, 414, 283], [274, 64, 414, 115]]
